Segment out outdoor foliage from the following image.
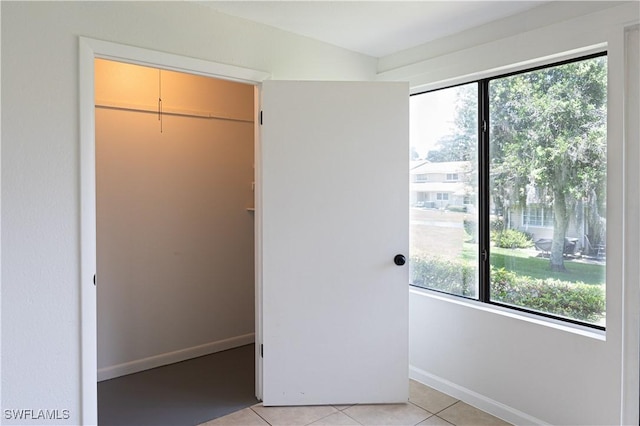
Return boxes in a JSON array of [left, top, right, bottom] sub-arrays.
[[410, 255, 475, 297], [446, 205, 467, 213], [492, 229, 533, 249], [410, 56, 608, 323], [463, 219, 476, 242], [427, 84, 477, 163], [490, 217, 505, 232], [489, 247, 604, 285], [411, 256, 604, 322], [489, 56, 607, 270], [424, 56, 607, 272], [491, 267, 605, 322]]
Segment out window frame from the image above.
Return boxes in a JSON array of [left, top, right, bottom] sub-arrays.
[[409, 51, 607, 331]]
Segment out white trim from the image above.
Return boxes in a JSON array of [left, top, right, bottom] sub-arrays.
[[84, 38, 269, 84], [79, 37, 98, 426], [621, 24, 640, 426], [254, 85, 264, 401], [409, 365, 550, 426], [0, 1, 3, 409], [98, 333, 255, 382], [79, 36, 269, 425]]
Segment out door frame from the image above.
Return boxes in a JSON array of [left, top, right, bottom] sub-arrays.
[[78, 37, 269, 425]]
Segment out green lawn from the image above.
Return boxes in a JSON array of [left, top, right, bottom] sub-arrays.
[[462, 244, 605, 286]]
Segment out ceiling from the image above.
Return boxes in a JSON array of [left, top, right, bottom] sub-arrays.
[[202, 1, 548, 57]]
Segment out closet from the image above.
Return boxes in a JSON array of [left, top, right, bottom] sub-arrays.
[[95, 59, 255, 381]]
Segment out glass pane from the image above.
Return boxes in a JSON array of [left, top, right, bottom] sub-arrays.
[[489, 56, 607, 326], [409, 84, 479, 299]]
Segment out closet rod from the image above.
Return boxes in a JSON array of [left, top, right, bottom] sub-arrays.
[[95, 103, 254, 124]]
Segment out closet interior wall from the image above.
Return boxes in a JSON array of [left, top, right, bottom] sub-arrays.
[[95, 59, 255, 381]]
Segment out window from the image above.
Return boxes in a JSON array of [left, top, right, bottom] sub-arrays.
[[410, 82, 479, 299], [410, 53, 607, 329], [522, 205, 554, 227], [414, 173, 428, 182]]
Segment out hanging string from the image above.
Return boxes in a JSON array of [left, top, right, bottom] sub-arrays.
[[158, 69, 163, 133]]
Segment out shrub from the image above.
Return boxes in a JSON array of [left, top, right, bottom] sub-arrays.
[[463, 219, 477, 242], [491, 266, 605, 322], [490, 217, 505, 232], [410, 256, 475, 297], [492, 229, 533, 248], [410, 257, 605, 323], [446, 205, 467, 213]]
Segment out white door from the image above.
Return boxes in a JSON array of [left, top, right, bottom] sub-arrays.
[[260, 81, 409, 406]]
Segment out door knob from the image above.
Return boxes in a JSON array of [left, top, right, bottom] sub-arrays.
[[393, 254, 406, 266]]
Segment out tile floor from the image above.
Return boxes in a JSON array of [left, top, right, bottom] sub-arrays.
[[200, 380, 511, 426]]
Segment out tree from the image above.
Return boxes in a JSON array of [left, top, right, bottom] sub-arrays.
[[410, 146, 420, 160], [427, 84, 478, 163], [489, 57, 607, 271]]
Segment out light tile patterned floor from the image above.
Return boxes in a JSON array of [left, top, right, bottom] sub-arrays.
[[200, 380, 512, 426]]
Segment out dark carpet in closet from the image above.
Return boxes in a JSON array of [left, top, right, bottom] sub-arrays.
[[98, 344, 257, 426]]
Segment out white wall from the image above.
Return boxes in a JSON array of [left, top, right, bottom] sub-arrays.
[[622, 24, 640, 426], [379, 2, 639, 425], [2, 1, 638, 425], [95, 60, 256, 380], [0, 0, 3, 413], [0, 2, 375, 424]]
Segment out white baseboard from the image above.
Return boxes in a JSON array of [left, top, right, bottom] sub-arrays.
[[98, 333, 255, 381], [409, 365, 549, 426]]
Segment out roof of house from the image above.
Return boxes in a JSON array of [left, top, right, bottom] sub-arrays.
[[410, 181, 472, 196], [410, 160, 472, 174]]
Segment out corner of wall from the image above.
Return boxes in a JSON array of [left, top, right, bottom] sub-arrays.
[[409, 366, 550, 426]]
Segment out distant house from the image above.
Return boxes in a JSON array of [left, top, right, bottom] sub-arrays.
[[501, 185, 559, 240], [509, 204, 557, 240], [410, 160, 474, 209], [508, 201, 601, 255], [410, 160, 595, 250]]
